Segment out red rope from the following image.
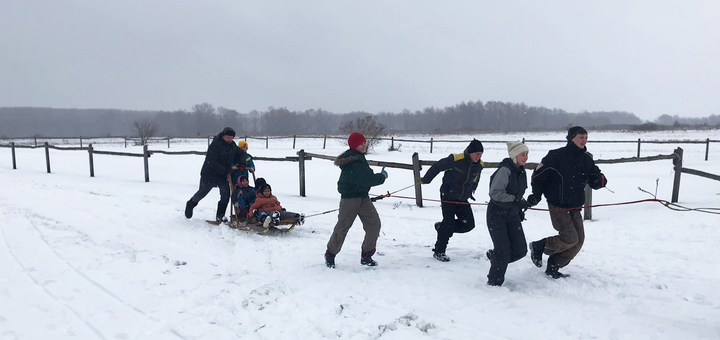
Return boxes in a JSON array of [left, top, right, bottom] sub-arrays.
[[384, 194, 668, 212]]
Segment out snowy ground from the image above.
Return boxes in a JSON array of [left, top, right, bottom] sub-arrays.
[[1, 130, 719, 339]]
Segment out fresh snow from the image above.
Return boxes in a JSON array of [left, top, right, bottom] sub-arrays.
[[1, 130, 719, 339]]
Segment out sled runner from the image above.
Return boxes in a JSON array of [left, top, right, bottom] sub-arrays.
[[205, 216, 299, 234]]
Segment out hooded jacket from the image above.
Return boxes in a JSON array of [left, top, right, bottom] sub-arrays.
[[422, 149, 484, 202], [334, 149, 386, 199], [531, 142, 606, 209], [200, 133, 244, 180]]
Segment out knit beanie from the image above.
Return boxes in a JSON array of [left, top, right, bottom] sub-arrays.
[[466, 139, 484, 154], [254, 177, 267, 189], [506, 141, 529, 164], [220, 127, 236, 137], [348, 132, 367, 150], [566, 126, 587, 142], [238, 140, 249, 149], [259, 183, 272, 194]]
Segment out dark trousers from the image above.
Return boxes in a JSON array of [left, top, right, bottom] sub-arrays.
[[544, 203, 585, 268], [434, 201, 475, 253], [486, 204, 527, 285], [189, 176, 231, 218]]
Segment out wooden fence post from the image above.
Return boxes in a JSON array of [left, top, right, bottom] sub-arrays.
[[88, 143, 95, 177], [412, 152, 423, 207], [584, 153, 593, 220], [167, 137, 170, 148], [124, 137, 127, 148], [391, 137, 394, 150], [44, 142, 51, 173], [637, 138, 641, 158], [323, 135, 327, 149], [705, 138, 710, 161], [143, 144, 150, 183], [34, 136, 37, 147], [671, 147, 683, 203], [80, 136, 83, 148], [293, 135, 296, 149], [11, 142, 16, 169], [298, 149, 306, 197], [430, 137, 434, 154], [266, 136, 269, 149]]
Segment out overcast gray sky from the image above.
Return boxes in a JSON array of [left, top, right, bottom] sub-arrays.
[[1, 1, 718, 120]]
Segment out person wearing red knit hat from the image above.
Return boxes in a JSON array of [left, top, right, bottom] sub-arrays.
[[324, 132, 388, 268]]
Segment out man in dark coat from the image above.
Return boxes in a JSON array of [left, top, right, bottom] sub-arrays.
[[421, 139, 484, 262], [185, 127, 246, 222], [527, 126, 608, 279], [324, 132, 387, 268]]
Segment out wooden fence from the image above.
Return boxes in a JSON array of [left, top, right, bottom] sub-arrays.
[[4, 134, 719, 160], [3, 142, 719, 220]]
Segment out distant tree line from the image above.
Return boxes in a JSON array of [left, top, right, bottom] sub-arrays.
[[1, 101, 717, 138]]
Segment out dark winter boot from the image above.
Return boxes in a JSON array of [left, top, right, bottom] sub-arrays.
[[216, 216, 228, 223], [325, 250, 336, 269], [529, 238, 546, 268], [361, 249, 378, 266], [486, 249, 494, 262], [432, 248, 450, 262], [185, 200, 197, 219], [434, 222, 443, 231], [545, 255, 570, 279]]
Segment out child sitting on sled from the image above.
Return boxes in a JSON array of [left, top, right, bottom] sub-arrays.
[[232, 175, 256, 213], [247, 183, 304, 227]]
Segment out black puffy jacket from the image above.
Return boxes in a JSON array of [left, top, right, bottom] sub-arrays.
[[422, 150, 484, 202], [531, 142, 606, 209], [200, 134, 243, 180]]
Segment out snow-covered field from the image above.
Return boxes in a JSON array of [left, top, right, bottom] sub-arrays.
[[1, 130, 719, 339]]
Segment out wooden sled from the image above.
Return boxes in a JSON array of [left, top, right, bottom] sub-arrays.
[[206, 216, 299, 235]]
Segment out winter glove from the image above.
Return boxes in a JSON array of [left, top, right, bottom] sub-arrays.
[[527, 194, 541, 207], [518, 210, 526, 222], [380, 167, 388, 179], [469, 194, 476, 201], [420, 176, 431, 184], [517, 198, 530, 210], [590, 173, 607, 189]]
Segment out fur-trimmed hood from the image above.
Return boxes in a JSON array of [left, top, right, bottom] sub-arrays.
[[334, 150, 359, 167]]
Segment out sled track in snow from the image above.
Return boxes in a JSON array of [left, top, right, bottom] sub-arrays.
[[5, 210, 187, 339]]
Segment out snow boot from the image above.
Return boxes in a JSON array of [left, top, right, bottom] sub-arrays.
[[486, 249, 494, 262], [361, 249, 378, 266], [271, 211, 281, 226], [432, 248, 450, 262], [185, 200, 197, 219], [216, 216, 228, 223], [325, 250, 336, 269], [434, 222, 443, 231], [297, 213, 305, 225], [545, 255, 570, 279], [529, 238, 545, 268], [263, 216, 272, 228]]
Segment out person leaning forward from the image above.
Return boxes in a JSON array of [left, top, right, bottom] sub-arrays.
[[420, 139, 484, 262], [324, 132, 388, 268], [527, 126, 608, 279], [184, 127, 246, 223]]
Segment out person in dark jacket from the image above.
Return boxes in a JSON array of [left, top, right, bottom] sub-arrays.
[[421, 139, 484, 262], [485, 141, 531, 286], [325, 132, 387, 268], [527, 126, 608, 279], [184, 127, 246, 222]]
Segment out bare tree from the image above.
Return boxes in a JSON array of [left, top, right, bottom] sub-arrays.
[[339, 115, 387, 152], [132, 118, 158, 145]]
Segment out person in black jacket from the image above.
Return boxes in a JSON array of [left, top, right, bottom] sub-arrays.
[[184, 127, 246, 222], [527, 126, 607, 279], [485, 141, 530, 286], [421, 139, 484, 262]]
